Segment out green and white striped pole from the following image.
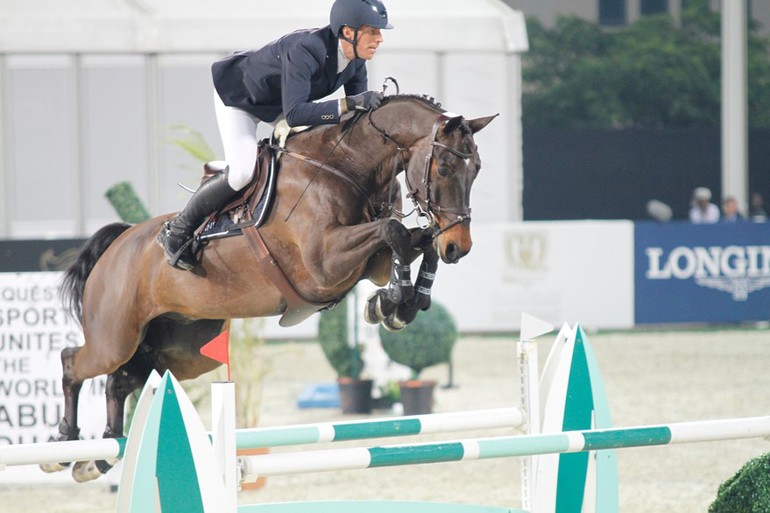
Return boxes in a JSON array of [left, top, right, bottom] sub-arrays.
[[240, 415, 770, 481], [235, 407, 524, 449]]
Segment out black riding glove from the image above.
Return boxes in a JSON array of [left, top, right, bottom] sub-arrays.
[[345, 91, 384, 112]]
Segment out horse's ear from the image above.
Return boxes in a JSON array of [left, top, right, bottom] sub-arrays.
[[467, 114, 499, 134], [442, 116, 464, 134]]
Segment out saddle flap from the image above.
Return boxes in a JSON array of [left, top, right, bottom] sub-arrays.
[[198, 143, 276, 238], [221, 143, 272, 214]]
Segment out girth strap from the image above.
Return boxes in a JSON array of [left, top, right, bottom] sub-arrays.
[[241, 220, 334, 327]]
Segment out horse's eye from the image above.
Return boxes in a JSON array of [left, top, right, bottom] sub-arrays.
[[438, 166, 449, 177]]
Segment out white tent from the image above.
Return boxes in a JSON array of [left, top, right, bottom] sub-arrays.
[[0, 0, 528, 237], [0, 0, 527, 53]]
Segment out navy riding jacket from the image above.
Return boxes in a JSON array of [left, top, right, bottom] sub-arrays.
[[212, 26, 368, 127]]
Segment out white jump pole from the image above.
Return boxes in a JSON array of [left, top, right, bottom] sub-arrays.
[[517, 312, 554, 509], [212, 381, 237, 512], [234, 407, 524, 449], [240, 415, 770, 480], [0, 438, 124, 468]]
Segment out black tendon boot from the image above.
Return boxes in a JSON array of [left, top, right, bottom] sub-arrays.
[[158, 169, 238, 270]]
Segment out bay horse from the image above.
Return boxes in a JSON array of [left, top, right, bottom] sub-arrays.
[[44, 94, 496, 482]]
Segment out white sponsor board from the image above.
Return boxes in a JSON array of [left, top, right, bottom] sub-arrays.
[[260, 221, 636, 338], [428, 221, 635, 332], [0, 272, 107, 483]]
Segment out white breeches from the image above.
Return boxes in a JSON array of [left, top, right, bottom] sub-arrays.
[[213, 91, 279, 191]]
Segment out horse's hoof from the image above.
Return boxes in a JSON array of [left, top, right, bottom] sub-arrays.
[[387, 285, 414, 305], [39, 461, 69, 473], [72, 460, 104, 483], [382, 314, 407, 332], [387, 286, 403, 304], [365, 290, 386, 324]]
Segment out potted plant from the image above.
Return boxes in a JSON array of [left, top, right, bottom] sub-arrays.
[[378, 301, 458, 415], [318, 297, 373, 414]]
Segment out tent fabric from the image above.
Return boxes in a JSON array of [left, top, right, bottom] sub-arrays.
[[0, 0, 528, 53]]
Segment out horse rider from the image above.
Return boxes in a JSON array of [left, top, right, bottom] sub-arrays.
[[159, 0, 393, 271]]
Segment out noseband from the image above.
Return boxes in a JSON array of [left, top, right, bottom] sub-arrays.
[[370, 111, 475, 238]]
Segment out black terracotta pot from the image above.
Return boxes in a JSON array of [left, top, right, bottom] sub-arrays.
[[399, 380, 436, 415], [338, 378, 373, 414]]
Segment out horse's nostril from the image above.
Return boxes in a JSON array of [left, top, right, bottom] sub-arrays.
[[446, 243, 459, 263]]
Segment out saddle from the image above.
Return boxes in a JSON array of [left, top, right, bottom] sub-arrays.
[[197, 119, 311, 240], [193, 137, 337, 327], [197, 140, 276, 242]]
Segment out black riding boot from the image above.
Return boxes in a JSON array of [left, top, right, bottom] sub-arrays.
[[158, 169, 237, 270]]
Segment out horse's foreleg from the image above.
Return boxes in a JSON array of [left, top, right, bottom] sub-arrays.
[[364, 226, 437, 328], [350, 220, 418, 325], [379, 229, 439, 331], [405, 227, 439, 315], [310, 218, 413, 299], [40, 347, 83, 473], [368, 219, 415, 306], [303, 219, 414, 324], [384, 243, 439, 330]]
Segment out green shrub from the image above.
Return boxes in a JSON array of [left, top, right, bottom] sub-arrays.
[[378, 301, 457, 378], [709, 452, 770, 513], [317, 298, 363, 379], [105, 182, 150, 223]]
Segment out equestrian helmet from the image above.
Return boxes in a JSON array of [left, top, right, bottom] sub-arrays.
[[330, 0, 393, 35]]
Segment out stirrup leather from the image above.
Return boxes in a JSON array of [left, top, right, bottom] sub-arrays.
[[159, 221, 200, 270]]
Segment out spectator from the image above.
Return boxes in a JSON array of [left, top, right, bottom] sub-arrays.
[[720, 196, 744, 223], [689, 187, 720, 224], [749, 192, 767, 222]]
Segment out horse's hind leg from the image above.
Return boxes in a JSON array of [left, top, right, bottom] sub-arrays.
[[44, 313, 146, 480], [71, 365, 148, 482], [40, 346, 84, 473]]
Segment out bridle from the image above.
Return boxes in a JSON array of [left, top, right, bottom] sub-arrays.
[[274, 98, 476, 239], [369, 109, 475, 238]]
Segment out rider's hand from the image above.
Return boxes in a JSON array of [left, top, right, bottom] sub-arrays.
[[345, 91, 384, 112]]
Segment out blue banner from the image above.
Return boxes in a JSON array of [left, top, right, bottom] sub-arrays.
[[635, 221, 770, 324]]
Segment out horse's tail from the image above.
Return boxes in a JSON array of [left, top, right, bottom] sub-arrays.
[[61, 222, 132, 323]]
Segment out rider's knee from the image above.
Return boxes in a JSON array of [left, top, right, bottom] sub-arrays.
[[225, 162, 254, 191]]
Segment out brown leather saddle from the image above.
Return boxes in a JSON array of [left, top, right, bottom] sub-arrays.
[[195, 140, 337, 327], [197, 142, 275, 240]]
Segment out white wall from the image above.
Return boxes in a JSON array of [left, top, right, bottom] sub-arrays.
[[431, 221, 635, 331], [0, 1, 528, 238], [261, 220, 636, 339]]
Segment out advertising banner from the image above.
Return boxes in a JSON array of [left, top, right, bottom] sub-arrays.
[[0, 272, 106, 481], [432, 221, 636, 331], [635, 221, 770, 324]]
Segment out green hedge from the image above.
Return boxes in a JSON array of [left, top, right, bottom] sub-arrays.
[[317, 298, 363, 379], [709, 452, 770, 513], [378, 301, 457, 378], [105, 182, 150, 223]]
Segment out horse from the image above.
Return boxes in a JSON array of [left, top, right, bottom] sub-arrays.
[[43, 94, 496, 482]]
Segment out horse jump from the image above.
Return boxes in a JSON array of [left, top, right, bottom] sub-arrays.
[[2, 316, 768, 513], [48, 95, 496, 482]]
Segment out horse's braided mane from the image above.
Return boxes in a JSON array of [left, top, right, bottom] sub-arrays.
[[290, 94, 445, 140], [385, 94, 444, 112]]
